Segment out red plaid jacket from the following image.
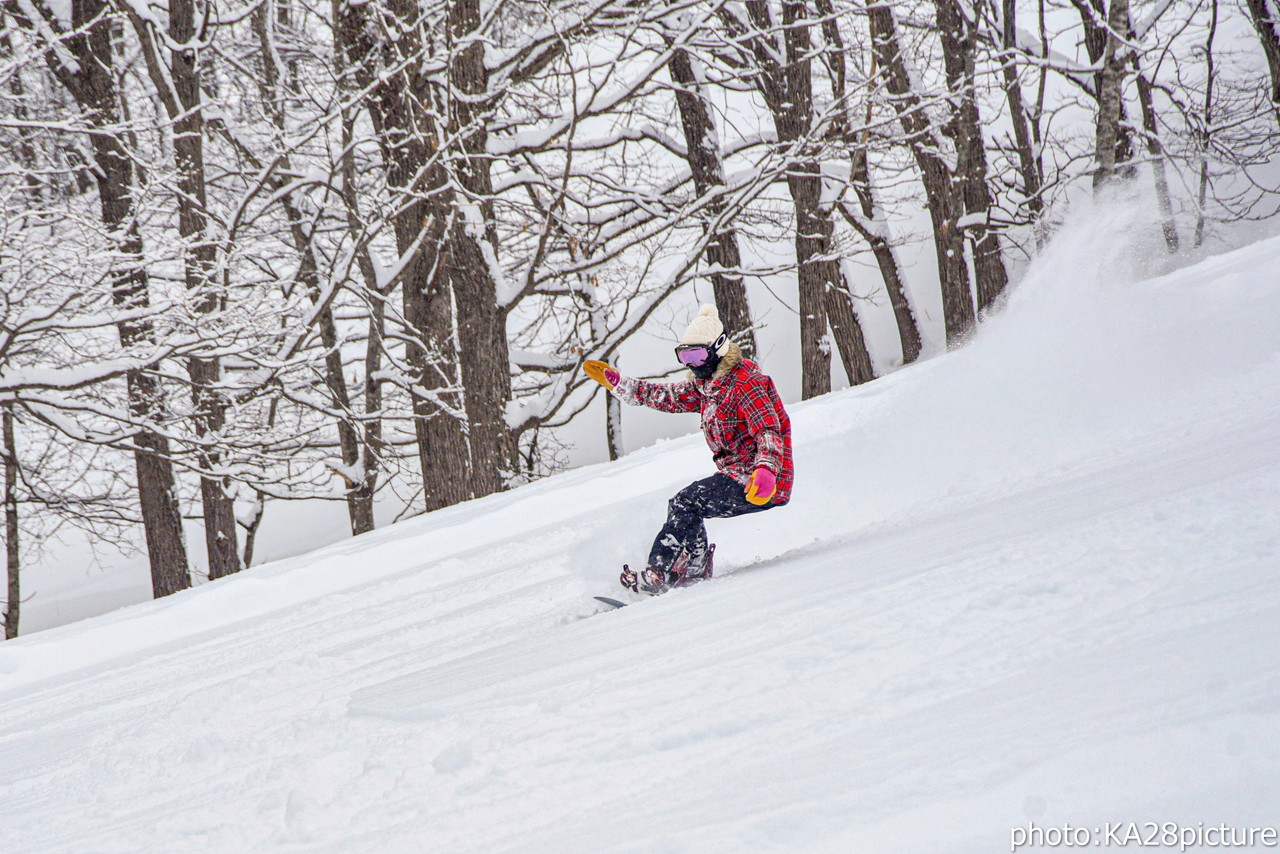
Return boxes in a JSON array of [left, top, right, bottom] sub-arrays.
[[614, 343, 793, 504]]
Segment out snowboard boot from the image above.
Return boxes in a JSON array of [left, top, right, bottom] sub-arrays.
[[620, 564, 673, 596], [673, 543, 715, 588], [620, 544, 716, 596]]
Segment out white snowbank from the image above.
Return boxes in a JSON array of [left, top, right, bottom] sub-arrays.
[[0, 215, 1277, 853]]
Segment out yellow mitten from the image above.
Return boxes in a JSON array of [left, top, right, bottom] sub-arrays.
[[583, 360, 620, 390]]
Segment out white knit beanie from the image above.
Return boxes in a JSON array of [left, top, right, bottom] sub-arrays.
[[679, 304, 730, 356]]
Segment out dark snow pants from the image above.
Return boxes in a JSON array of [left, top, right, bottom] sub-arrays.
[[647, 473, 778, 574]]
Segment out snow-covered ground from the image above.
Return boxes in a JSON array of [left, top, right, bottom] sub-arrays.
[[1, 218, 1278, 853]]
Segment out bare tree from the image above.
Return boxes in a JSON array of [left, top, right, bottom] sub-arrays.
[[820, 0, 921, 365], [666, 37, 758, 358], [1193, 0, 1220, 247], [247, 1, 376, 535], [986, 0, 1047, 242], [3, 404, 18, 639], [934, 0, 1009, 310], [1133, 63, 1180, 251], [1088, 0, 1136, 190], [4, 0, 191, 597], [1243, 0, 1280, 123], [867, 0, 975, 344], [715, 1, 878, 395], [123, 0, 241, 578]]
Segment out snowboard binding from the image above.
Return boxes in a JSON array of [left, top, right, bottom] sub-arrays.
[[620, 544, 715, 596]]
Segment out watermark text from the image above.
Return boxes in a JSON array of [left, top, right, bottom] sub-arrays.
[[1011, 822, 1278, 851]]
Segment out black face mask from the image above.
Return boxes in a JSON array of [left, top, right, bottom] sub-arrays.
[[689, 351, 722, 380]]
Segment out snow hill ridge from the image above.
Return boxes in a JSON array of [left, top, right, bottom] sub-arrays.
[[1, 221, 1278, 852]]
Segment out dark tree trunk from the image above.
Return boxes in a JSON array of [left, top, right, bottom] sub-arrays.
[[336, 0, 472, 513], [790, 149, 871, 386], [1092, 0, 1134, 190], [239, 493, 265, 568], [868, 2, 975, 343], [1194, 0, 1220, 247], [1134, 70, 1180, 252], [935, 0, 1009, 312], [817, 0, 920, 366], [412, 269, 473, 512], [3, 407, 18, 640], [668, 46, 757, 359], [996, 0, 1046, 240], [360, 293, 387, 527], [336, 0, 513, 513], [317, 284, 376, 534], [351, 112, 388, 526], [447, 0, 515, 498], [446, 228, 513, 498], [844, 148, 921, 365], [16, 0, 191, 597], [823, 278, 876, 385], [722, 1, 866, 396], [787, 158, 834, 398], [779, 0, 839, 397], [255, 5, 374, 535], [131, 412, 191, 597], [1243, 0, 1280, 122], [0, 30, 43, 203], [1067, 0, 1136, 178], [164, 0, 240, 579]]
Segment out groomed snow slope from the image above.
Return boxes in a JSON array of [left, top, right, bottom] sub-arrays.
[[2, 224, 1279, 853]]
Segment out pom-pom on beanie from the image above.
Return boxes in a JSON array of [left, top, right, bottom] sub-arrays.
[[679, 304, 730, 356]]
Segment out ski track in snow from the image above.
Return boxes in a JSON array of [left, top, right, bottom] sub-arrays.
[[1, 232, 1279, 852]]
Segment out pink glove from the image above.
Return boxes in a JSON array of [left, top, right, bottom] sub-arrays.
[[745, 467, 776, 505]]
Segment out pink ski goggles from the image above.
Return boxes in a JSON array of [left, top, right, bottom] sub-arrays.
[[675, 345, 711, 366], [674, 333, 727, 367]]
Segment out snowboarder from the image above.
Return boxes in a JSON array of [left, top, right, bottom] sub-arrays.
[[583, 304, 793, 595]]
